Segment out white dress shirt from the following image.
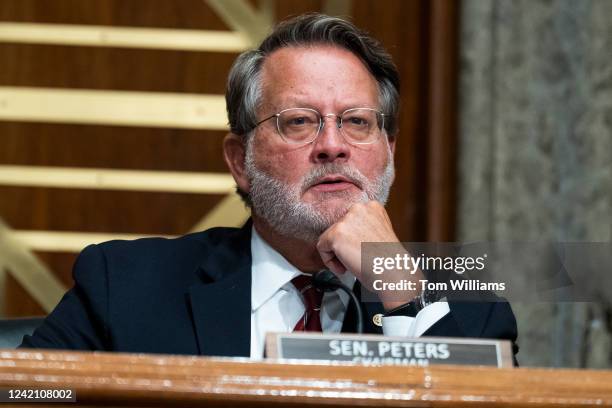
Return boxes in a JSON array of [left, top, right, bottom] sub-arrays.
[[250, 227, 450, 359]]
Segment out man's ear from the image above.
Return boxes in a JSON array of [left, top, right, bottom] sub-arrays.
[[223, 133, 250, 195]]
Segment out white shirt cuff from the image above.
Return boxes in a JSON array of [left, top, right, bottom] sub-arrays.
[[382, 301, 450, 337]]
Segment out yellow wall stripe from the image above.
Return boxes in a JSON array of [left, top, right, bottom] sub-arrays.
[[11, 230, 176, 253], [189, 194, 250, 233], [0, 86, 228, 129], [0, 22, 250, 52], [205, 0, 272, 46], [0, 219, 66, 313], [0, 165, 236, 193]]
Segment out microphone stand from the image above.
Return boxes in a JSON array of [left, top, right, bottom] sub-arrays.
[[312, 270, 364, 334]]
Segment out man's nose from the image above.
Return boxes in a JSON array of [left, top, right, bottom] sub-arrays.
[[310, 115, 351, 163]]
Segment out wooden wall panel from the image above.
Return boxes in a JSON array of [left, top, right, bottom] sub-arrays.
[[0, 45, 237, 92], [276, 0, 325, 17], [0, 124, 227, 171], [0, 0, 229, 29], [0, 187, 225, 233], [425, 0, 459, 241], [5, 274, 46, 316]]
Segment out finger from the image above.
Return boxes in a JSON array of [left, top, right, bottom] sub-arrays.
[[317, 236, 347, 275], [324, 256, 347, 275], [316, 228, 333, 252], [318, 246, 335, 264]]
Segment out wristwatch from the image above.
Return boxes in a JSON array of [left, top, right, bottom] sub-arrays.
[[383, 283, 440, 317]]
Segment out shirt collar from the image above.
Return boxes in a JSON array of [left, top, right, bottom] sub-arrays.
[[250, 227, 356, 312], [251, 227, 301, 312]]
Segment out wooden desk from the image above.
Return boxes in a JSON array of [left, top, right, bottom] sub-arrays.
[[0, 349, 611, 407]]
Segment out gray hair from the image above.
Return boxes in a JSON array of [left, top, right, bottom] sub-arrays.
[[225, 13, 400, 138]]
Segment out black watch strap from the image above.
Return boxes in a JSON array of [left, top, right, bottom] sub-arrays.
[[383, 285, 442, 318], [383, 298, 421, 317]]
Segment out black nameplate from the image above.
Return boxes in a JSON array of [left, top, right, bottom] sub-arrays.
[[266, 333, 513, 367]]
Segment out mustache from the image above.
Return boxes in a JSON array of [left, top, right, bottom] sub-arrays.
[[301, 163, 368, 193]]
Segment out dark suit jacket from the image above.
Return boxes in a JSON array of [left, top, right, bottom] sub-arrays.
[[21, 222, 519, 359]]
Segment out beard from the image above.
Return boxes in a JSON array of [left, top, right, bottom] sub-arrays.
[[244, 138, 395, 243]]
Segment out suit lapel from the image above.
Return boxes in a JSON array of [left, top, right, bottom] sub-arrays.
[[189, 222, 252, 357], [341, 281, 385, 334]]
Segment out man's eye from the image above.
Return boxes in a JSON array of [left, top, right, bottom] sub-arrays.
[[347, 117, 368, 126], [287, 117, 313, 126]]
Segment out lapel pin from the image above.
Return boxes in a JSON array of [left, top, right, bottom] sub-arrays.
[[372, 313, 383, 327]]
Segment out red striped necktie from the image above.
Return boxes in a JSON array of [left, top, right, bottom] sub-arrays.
[[291, 274, 324, 332]]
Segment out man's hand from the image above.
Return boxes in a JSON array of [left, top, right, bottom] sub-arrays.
[[316, 201, 422, 310]]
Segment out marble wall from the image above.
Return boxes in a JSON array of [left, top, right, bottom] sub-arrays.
[[458, 0, 612, 367]]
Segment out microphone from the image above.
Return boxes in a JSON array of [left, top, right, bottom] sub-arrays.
[[312, 270, 364, 334]]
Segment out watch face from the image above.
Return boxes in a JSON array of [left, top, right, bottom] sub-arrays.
[[419, 294, 427, 309], [421, 288, 440, 308]]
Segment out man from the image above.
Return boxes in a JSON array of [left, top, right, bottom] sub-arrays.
[[21, 14, 518, 360]]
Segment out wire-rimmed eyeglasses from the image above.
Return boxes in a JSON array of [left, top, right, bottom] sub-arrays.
[[254, 107, 386, 145]]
